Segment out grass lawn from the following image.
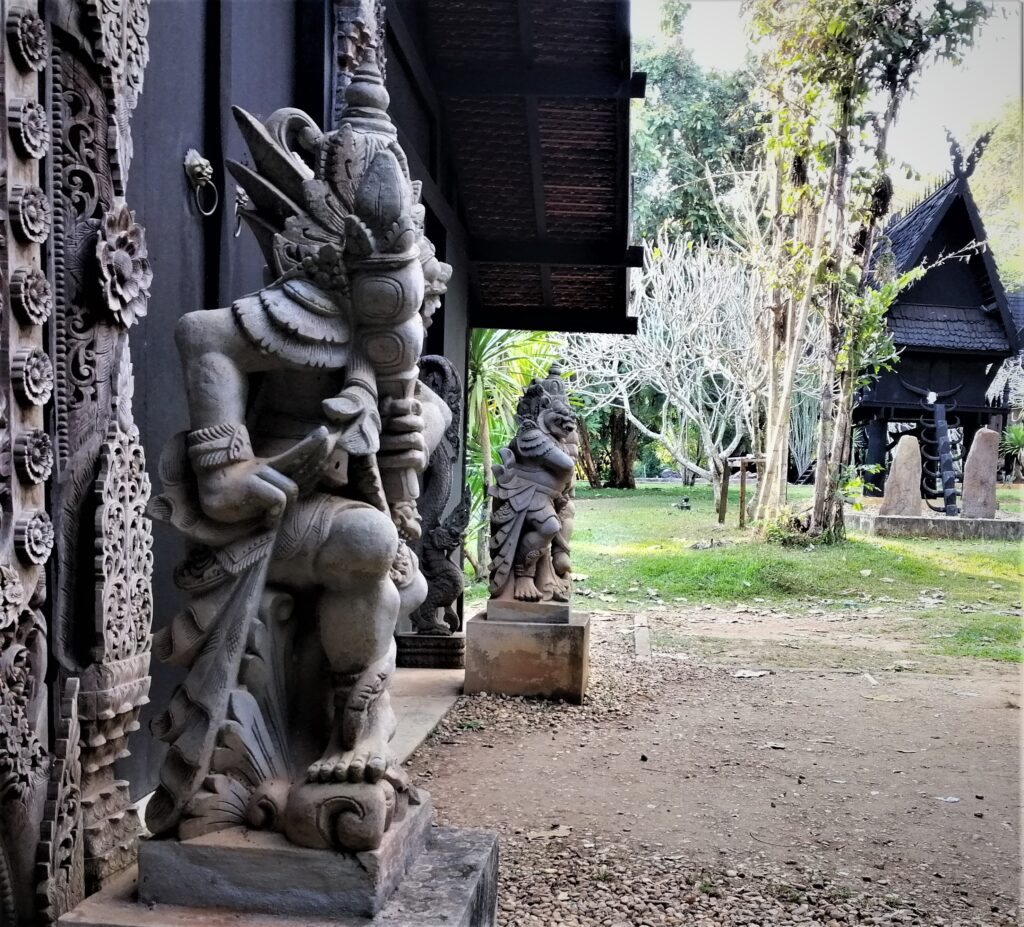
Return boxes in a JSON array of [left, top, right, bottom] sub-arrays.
[[469, 482, 1022, 663]]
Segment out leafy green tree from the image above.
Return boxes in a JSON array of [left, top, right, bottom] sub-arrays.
[[970, 98, 1024, 289], [748, 0, 989, 538], [632, 4, 760, 242]]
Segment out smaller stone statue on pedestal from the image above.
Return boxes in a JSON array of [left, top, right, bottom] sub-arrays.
[[465, 366, 590, 703], [488, 365, 578, 611]]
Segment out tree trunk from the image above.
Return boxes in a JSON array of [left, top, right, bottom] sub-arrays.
[[576, 413, 603, 488], [607, 407, 637, 489]]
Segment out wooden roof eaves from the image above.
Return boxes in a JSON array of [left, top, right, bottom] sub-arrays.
[[468, 302, 638, 334], [960, 182, 1020, 354]]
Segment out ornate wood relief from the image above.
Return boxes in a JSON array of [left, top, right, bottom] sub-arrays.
[[45, 0, 153, 899], [330, 0, 386, 126], [0, 0, 59, 922]]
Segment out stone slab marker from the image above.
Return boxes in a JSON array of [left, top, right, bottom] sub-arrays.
[[879, 435, 926, 517], [961, 427, 999, 518]]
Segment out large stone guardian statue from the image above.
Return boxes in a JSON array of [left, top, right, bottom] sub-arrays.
[[465, 366, 591, 704], [144, 54, 450, 856]]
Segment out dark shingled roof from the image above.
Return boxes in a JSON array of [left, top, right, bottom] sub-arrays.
[[880, 178, 959, 274], [888, 303, 1010, 352], [871, 174, 1019, 356]]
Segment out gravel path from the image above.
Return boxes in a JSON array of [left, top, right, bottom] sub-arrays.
[[405, 613, 1020, 927]]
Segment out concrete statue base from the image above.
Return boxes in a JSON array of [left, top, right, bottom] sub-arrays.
[[139, 797, 434, 918], [395, 631, 466, 668], [486, 599, 570, 623], [60, 826, 498, 927], [464, 610, 590, 704]]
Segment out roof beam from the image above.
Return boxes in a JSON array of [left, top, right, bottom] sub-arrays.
[[434, 67, 646, 99], [469, 305, 638, 335], [470, 241, 643, 266]]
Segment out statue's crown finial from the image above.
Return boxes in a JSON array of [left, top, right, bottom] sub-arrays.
[[341, 47, 395, 137]]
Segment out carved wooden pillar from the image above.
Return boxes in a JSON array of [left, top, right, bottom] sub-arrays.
[[0, 1, 152, 921], [0, 0, 85, 923], [44, 0, 154, 899]]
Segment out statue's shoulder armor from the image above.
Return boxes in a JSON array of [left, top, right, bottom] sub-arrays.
[[233, 278, 351, 370], [514, 425, 554, 459]]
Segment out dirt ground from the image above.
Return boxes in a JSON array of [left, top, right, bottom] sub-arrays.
[[405, 611, 1021, 927]]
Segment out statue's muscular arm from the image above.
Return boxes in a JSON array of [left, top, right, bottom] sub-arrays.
[[176, 307, 264, 427], [518, 429, 575, 475], [175, 307, 299, 523]]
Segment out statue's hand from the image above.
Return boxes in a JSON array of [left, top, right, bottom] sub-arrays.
[[196, 458, 298, 524], [379, 397, 427, 472], [196, 427, 333, 524]]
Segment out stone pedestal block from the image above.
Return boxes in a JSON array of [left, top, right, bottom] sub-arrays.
[[464, 611, 590, 704], [61, 827, 498, 927], [139, 797, 433, 919], [879, 435, 925, 516], [962, 427, 999, 518], [396, 632, 466, 668], [486, 599, 570, 623]]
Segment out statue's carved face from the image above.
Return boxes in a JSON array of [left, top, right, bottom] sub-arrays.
[[420, 249, 453, 328], [542, 402, 577, 441]]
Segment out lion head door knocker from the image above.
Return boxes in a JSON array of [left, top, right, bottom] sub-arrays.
[[183, 148, 219, 217]]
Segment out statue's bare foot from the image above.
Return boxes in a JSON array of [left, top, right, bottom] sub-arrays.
[[307, 728, 390, 784], [514, 576, 542, 601]]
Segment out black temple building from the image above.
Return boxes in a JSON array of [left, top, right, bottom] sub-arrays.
[[856, 168, 1019, 505]]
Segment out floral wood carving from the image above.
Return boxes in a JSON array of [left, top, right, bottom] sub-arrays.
[[11, 268, 54, 325], [8, 99, 50, 159], [7, 10, 49, 73], [15, 431, 55, 485], [93, 411, 153, 663], [15, 512, 55, 567], [10, 185, 53, 244], [12, 349, 55, 407], [95, 204, 151, 328], [81, 0, 150, 190]]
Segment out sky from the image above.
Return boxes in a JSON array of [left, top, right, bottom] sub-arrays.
[[631, 0, 1023, 179]]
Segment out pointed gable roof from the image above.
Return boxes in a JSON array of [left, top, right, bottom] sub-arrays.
[[874, 175, 1019, 355]]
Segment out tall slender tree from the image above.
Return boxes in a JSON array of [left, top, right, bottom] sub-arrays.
[[748, 0, 989, 536]]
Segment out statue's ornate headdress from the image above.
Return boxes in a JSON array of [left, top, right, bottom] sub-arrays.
[[226, 49, 422, 295], [515, 364, 571, 426]]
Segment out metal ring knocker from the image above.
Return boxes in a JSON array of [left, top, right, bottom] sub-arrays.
[[234, 186, 250, 238], [184, 148, 219, 217]]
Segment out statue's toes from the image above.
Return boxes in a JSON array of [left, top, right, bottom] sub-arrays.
[[307, 760, 326, 782], [365, 755, 387, 783], [346, 757, 366, 783]]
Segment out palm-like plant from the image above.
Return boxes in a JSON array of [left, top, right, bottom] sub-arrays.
[[999, 423, 1024, 482], [465, 328, 562, 575]]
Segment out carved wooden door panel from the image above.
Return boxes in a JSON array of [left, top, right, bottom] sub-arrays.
[[129, 0, 303, 797]]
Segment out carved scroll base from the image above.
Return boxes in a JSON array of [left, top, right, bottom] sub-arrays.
[[57, 826, 498, 927], [139, 794, 433, 919]]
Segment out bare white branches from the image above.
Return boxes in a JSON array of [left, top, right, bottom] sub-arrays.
[[565, 239, 766, 488]]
